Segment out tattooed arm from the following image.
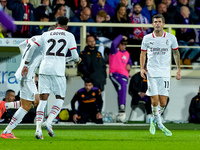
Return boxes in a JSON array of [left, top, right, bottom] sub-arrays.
[[172, 49, 181, 80]]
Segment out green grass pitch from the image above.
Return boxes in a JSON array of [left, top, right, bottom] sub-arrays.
[[0, 124, 200, 150]]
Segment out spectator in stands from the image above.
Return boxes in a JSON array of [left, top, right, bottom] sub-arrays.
[[75, 0, 91, 15], [109, 35, 132, 122], [162, 0, 176, 18], [91, 0, 115, 20], [32, 14, 49, 35], [68, 7, 96, 53], [110, 3, 130, 40], [120, 0, 132, 17], [63, 0, 78, 12], [141, 0, 158, 23], [0, 0, 6, 10], [7, 0, 35, 38], [95, 10, 112, 58], [157, 2, 174, 23], [52, 0, 75, 19], [189, 86, 200, 123], [175, 6, 200, 67], [128, 3, 149, 65], [34, 0, 52, 21], [175, 0, 199, 24], [78, 35, 107, 93], [188, 0, 197, 11], [71, 78, 103, 124], [128, 64, 152, 123], [49, 4, 66, 21]]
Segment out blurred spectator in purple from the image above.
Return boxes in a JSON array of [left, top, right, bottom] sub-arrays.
[[128, 2, 148, 65], [141, 0, 158, 23], [52, 0, 75, 19], [175, 0, 199, 24], [175, 6, 200, 66], [32, 14, 49, 35], [75, 0, 91, 15], [68, 7, 97, 53], [49, 4, 66, 21], [0, 1, 16, 33], [110, 3, 130, 40], [157, 2, 174, 23], [91, 0, 115, 20], [34, 0, 52, 21], [7, 0, 35, 38]]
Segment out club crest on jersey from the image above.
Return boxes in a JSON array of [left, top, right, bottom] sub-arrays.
[[122, 55, 127, 60], [166, 40, 169, 45]]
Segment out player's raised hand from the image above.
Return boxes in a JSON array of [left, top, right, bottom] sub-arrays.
[[140, 69, 147, 79], [21, 66, 28, 78]]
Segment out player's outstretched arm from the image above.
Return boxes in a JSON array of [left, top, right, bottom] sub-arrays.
[[172, 49, 181, 80]]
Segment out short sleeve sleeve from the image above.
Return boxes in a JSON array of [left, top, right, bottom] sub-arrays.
[[171, 35, 179, 50], [141, 36, 147, 51]]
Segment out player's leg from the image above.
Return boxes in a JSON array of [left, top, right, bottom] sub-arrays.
[[42, 76, 66, 137], [157, 77, 172, 136], [158, 95, 172, 136], [35, 74, 50, 139], [146, 77, 159, 135], [1, 80, 36, 139]]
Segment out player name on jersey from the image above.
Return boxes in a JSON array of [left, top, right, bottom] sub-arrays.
[[50, 32, 66, 36]]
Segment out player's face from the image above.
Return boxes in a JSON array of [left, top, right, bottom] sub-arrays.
[[152, 18, 165, 33], [85, 82, 93, 92]]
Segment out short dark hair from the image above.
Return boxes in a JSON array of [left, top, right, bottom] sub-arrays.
[[152, 14, 165, 23], [6, 89, 15, 96], [57, 16, 69, 26], [120, 39, 128, 45], [40, 14, 49, 20], [133, 3, 142, 8], [84, 78, 93, 84], [54, 4, 65, 13]]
